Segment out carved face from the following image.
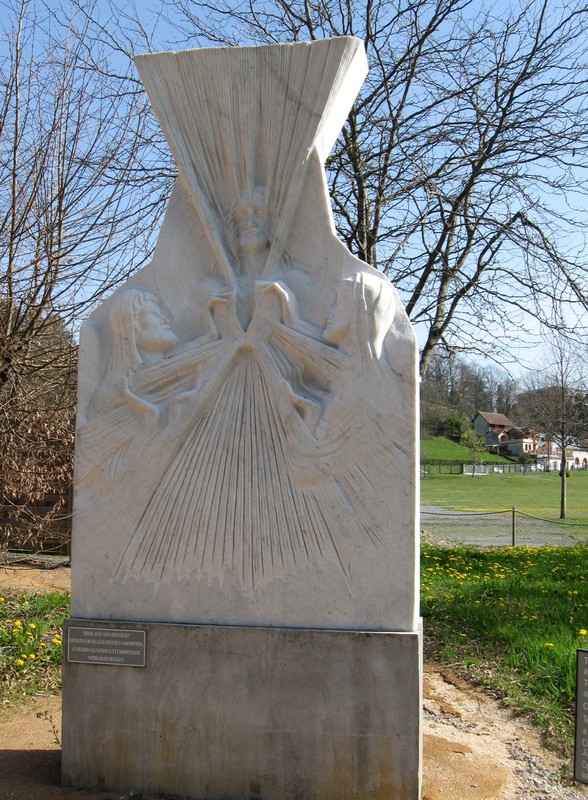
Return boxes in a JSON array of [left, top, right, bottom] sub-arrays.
[[134, 297, 178, 354], [232, 190, 268, 255], [323, 281, 354, 346], [323, 274, 396, 358]]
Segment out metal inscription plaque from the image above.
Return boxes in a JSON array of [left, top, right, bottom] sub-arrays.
[[68, 627, 146, 667], [575, 649, 588, 784]]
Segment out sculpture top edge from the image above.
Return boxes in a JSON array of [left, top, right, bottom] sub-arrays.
[[132, 36, 368, 280], [133, 35, 366, 64]]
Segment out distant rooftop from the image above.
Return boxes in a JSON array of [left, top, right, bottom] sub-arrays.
[[474, 411, 514, 427]]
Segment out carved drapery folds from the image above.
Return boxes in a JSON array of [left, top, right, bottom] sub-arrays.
[[134, 40, 367, 286]]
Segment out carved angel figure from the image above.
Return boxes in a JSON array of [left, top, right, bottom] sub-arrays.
[[76, 284, 236, 506], [279, 270, 409, 485]]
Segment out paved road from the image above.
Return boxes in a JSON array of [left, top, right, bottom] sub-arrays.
[[421, 506, 588, 547]]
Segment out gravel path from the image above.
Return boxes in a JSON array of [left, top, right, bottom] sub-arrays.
[[421, 506, 588, 548], [423, 666, 588, 799]]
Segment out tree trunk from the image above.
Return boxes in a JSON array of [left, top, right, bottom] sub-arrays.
[[560, 446, 567, 520]]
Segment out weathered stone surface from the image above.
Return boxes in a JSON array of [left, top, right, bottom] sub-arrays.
[[71, 39, 419, 632], [62, 619, 422, 800]]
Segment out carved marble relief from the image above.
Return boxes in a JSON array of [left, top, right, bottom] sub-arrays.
[[73, 39, 418, 622]]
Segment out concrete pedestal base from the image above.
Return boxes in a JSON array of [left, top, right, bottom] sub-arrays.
[[62, 619, 422, 799]]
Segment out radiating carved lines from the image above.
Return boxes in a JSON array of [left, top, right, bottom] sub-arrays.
[[115, 338, 384, 591], [271, 324, 348, 382], [109, 269, 416, 593]]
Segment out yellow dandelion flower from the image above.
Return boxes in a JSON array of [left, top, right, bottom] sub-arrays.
[[579, 629, 588, 636], [544, 642, 555, 647], [16, 659, 24, 667], [28, 623, 36, 629], [28, 653, 36, 659]]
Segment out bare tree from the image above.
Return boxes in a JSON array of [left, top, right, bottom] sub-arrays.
[[0, 303, 76, 548], [515, 339, 588, 518], [143, 0, 588, 374], [495, 377, 518, 417], [5, 0, 587, 539], [421, 352, 504, 427], [459, 428, 487, 477], [0, 0, 171, 547]]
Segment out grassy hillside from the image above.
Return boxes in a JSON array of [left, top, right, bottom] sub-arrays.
[[421, 436, 509, 463]]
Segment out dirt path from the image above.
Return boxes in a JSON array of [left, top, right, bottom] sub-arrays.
[[1, 566, 587, 799]]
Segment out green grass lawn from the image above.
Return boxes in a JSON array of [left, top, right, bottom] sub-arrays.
[[421, 436, 510, 463], [421, 469, 588, 522], [422, 544, 588, 754]]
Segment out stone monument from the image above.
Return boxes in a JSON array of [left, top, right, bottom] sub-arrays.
[[62, 37, 421, 799]]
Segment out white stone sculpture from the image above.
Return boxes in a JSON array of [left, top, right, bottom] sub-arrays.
[[71, 38, 419, 632]]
